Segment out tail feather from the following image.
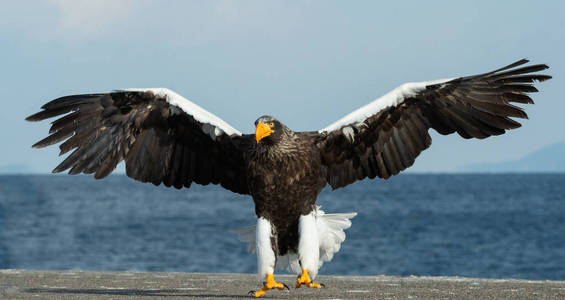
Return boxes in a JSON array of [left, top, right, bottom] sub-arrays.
[[316, 210, 357, 267], [230, 225, 256, 253]]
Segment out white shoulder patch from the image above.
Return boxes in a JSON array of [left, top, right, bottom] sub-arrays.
[[319, 78, 453, 133], [120, 88, 242, 139], [341, 126, 356, 143]]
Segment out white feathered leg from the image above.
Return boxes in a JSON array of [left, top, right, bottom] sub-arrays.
[[256, 217, 276, 281], [232, 206, 357, 277], [252, 217, 288, 297], [296, 212, 323, 288]]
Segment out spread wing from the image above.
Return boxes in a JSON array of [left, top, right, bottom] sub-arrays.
[[26, 88, 251, 194], [316, 59, 551, 189]]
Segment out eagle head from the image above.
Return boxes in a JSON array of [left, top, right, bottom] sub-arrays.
[[254, 115, 285, 144]]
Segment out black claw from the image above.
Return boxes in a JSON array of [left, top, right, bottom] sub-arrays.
[[320, 283, 326, 288], [248, 290, 255, 296], [282, 283, 290, 291]]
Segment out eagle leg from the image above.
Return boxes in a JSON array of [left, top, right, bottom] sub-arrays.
[[296, 213, 323, 288], [249, 274, 289, 297], [296, 269, 324, 289]]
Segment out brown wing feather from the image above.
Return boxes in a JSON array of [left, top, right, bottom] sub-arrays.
[[317, 59, 550, 189], [26, 91, 250, 194]]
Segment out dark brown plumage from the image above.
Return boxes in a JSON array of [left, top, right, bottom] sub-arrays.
[[26, 59, 550, 293], [27, 91, 249, 194], [246, 116, 326, 255]]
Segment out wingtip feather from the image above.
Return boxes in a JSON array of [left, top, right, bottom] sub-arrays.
[[538, 74, 552, 82], [25, 113, 44, 122]]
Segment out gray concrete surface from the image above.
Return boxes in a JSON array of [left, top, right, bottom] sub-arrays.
[[1, 269, 565, 299]]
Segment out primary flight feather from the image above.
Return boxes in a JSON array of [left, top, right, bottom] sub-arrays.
[[26, 59, 550, 297]]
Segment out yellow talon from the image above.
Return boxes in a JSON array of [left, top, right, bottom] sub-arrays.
[[250, 274, 287, 297], [296, 269, 323, 289], [252, 288, 267, 298]]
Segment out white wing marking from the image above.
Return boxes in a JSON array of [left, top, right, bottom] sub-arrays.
[[320, 78, 453, 133], [121, 88, 242, 139]]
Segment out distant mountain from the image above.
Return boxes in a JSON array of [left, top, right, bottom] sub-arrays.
[[460, 141, 565, 172]]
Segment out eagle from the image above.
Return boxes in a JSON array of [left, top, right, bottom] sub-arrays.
[[26, 59, 550, 297]]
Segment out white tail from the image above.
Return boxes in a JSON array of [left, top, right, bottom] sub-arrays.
[[231, 206, 357, 275]]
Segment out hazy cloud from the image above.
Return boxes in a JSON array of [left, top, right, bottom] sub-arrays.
[[0, 1, 134, 42], [0, 0, 313, 45], [50, 0, 134, 36]]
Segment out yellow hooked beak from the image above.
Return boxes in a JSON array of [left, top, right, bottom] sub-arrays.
[[255, 122, 274, 143]]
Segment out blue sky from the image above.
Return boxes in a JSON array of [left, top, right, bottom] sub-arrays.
[[1, 1, 563, 173]]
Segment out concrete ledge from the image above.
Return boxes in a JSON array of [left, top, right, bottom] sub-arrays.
[[1, 269, 565, 299]]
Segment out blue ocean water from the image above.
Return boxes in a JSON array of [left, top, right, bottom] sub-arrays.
[[0, 174, 564, 280]]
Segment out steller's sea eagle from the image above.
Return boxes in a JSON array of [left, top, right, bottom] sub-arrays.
[[26, 59, 550, 297]]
